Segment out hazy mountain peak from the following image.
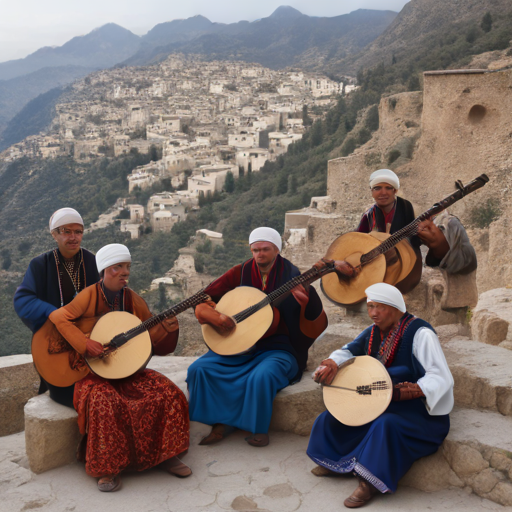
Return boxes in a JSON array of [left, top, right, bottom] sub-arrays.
[[269, 6, 303, 19]]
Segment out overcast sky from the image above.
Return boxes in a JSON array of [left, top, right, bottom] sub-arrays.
[[0, 1, 410, 63]]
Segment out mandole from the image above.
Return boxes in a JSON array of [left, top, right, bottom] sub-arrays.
[[32, 290, 209, 387], [322, 356, 393, 426], [202, 261, 337, 356]]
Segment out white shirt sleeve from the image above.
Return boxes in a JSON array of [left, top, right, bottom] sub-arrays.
[[413, 327, 454, 416], [328, 345, 355, 366]]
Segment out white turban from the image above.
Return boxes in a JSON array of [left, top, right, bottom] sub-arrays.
[[96, 244, 132, 273], [370, 169, 400, 190], [365, 283, 406, 313], [249, 227, 282, 252], [49, 208, 83, 231]]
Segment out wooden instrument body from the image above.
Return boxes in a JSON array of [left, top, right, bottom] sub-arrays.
[[202, 286, 278, 356], [323, 356, 393, 426], [32, 318, 91, 387], [32, 311, 153, 387], [87, 311, 152, 380]]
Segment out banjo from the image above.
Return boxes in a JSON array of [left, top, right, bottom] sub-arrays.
[[321, 174, 489, 305], [322, 356, 393, 426], [202, 260, 340, 356], [32, 289, 209, 387]]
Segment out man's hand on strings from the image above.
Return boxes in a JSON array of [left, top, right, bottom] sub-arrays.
[[195, 301, 236, 336], [313, 358, 338, 385], [291, 283, 309, 307], [162, 315, 179, 333], [85, 338, 105, 358]]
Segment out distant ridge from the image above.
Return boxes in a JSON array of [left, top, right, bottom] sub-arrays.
[[0, 23, 140, 81], [333, 0, 512, 74], [122, 8, 397, 70]]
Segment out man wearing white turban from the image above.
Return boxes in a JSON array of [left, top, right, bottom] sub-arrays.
[[14, 207, 99, 406], [187, 227, 356, 448], [49, 244, 191, 491], [307, 283, 453, 508]]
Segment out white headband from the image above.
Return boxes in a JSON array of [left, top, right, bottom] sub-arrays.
[[365, 283, 406, 313], [96, 244, 132, 273], [49, 208, 83, 232], [370, 169, 400, 190], [249, 227, 282, 252]]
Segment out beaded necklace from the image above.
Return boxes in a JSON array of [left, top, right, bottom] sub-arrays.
[[53, 249, 85, 307], [100, 281, 125, 311], [367, 313, 415, 367]]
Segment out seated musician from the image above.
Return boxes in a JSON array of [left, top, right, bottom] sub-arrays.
[[186, 227, 356, 447], [14, 207, 99, 406], [49, 244, 191, 492], [359, 169, 475, 275], [307, 283, 453, 508]]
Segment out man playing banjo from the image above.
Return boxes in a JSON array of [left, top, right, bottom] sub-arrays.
[[49, 244, 191, 491], [187, 227, 357, 447], [308, 283, 453, 508]]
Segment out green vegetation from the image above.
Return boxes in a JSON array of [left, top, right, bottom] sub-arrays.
[[353, 10, 512, 94], [468, 198, 501, 229]]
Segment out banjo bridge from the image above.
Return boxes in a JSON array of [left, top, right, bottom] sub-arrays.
[[356, 380, 390, 395]]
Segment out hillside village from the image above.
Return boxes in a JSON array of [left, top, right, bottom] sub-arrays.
[[1, 55, 348, 239]]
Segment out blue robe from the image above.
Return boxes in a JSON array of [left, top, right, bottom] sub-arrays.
[[187, 255, 326, 434], [307, 318, 450, 493]]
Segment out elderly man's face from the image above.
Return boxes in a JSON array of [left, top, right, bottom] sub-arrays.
[[371, 183, 396, 210], [103, 262, 131, 292], [250, 241, 279, 269], [367, 301, 402, 333], [51, 223, 83, 259]]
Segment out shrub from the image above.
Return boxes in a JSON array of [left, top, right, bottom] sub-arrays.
[[387, 149, 401, 165], [469, 198, 501, 228]]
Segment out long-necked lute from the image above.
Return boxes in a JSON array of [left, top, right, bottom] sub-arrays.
[[321, 174, 489, 305], [203, 261, 337, 356], [32, 289, 210, 387]]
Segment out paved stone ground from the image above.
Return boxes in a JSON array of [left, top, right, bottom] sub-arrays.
[[1, 423, 510, 512]]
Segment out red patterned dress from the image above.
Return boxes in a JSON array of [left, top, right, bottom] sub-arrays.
[[50, 283, 189, 477]]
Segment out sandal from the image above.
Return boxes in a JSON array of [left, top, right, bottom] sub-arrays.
[[311, 465, 336, 477], [160, 456, 192, 478], [199, 423, 236, 445], [245, 433, 269, 447], [97, 474, 122, 492]]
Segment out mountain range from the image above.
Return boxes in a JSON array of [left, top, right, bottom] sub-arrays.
[[0, 6, 397, 136]]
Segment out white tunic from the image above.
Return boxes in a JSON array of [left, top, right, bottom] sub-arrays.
[[326, 327, 454, 416]]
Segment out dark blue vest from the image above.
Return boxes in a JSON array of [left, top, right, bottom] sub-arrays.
[[344, 317, 435, 384]]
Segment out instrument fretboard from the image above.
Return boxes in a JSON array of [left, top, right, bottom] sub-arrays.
[[233, 262, 335, 323]]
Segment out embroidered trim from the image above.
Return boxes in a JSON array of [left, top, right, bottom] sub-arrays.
[[310, 456, 390, 494], [353, 462, 390, 494]]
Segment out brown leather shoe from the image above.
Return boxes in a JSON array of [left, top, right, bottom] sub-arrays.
[[199, 423, 235, 445], [344, 478, 378, 508], [311, 465, 336, 477]]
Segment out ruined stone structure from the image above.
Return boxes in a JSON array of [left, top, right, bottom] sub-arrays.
[[284, 68, 512, 320]]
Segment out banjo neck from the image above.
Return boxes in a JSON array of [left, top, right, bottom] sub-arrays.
[[232, 261, 336, 324], [360, 174, 489, 266], [108, 289, 210, 348]]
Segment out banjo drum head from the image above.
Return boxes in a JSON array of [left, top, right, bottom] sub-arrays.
[[321, 232, 386, 306], [323, 356, 392, 427]]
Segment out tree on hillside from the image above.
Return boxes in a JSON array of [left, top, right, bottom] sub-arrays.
[[224, 171, 235, 193], [302, 105, 313, 127], [481, 12, 493, 33]]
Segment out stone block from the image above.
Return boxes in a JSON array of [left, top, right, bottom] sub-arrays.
[[471, 310, 509, 346], [270, 377, 325, 436], [468, 468, 500, 496], [485, 482, 512, 507], [490, 452, 512, 472], [400, 448, 463, 491], [443, 440, 489, 476], [24, 395, 80, 474], [0, 355, 39, 436]]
